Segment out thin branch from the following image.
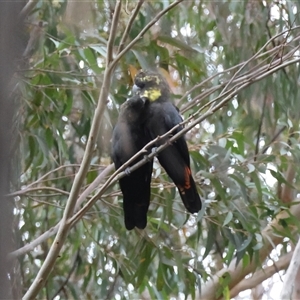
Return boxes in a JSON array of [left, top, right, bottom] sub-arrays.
[[24, 164, 79, 189], [9, 164, 113, 260], [18, 0, 38, 21], [50, 249, 80, 300], [254, 96, 267, 162], [74, 164, 114, 211], [219, 25, 296, 97], [9, 187, 70, 197], [107, 1, 122, 63], [181, 27, 300, 113], [111, 0, 184, 70], [262, 126, 286, 154], [280, 237, 300, 299], [230, 251, 293, 298], [9, 223, 60, 260], [117, 0, 144, 54], [200, 203, 300, 300]]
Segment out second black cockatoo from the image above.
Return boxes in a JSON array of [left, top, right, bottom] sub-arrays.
[[111, 95, 153, 230]]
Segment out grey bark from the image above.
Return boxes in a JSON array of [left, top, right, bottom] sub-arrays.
[[0, 1, 24, 298]]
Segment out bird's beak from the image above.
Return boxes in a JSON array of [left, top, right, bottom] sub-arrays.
[[132, 84, 141, 95]]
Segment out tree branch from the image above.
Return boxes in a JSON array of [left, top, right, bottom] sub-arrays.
[[111, 0, 184, 70], [280, 236, 300, 299], [230, 251, 293, 298], [107, 0, 122, 63], [18, 0, 38, 21], [9, 164, 113, 260], [201, 202, 300, 300], [117, 0, 145, 54]]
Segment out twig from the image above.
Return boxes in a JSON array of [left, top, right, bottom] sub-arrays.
[[218, 25, 299, 97], [18, 0, 38, 21], [8, 187, 70, 197], [8, 165, 113, 260], [254, 96, 267, 162], [107, 1, 122, 63], [230, 251, 293, 298], [262, 126, 286, 154], [280, 236, 300, 299], [9, 223, 60, 260], [111, 0, 184, 70], [117, 0, 145, 54], [50, 249, 80, 300]]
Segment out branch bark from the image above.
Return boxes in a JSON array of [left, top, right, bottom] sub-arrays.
[[280, 236, 300, 299], [0, 1, 24, 298], [200, 203, 300, 299], [230, 251, 293, 298]]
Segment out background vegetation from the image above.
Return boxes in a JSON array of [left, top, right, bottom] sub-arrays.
[[6, 0, 300, 299]]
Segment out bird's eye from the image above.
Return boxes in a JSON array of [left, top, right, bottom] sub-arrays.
[[132, 84, 141, 94]]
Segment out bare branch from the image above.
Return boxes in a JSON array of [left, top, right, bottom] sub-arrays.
[[230, 251, 293, 298], [280, 236, 300, 299], [201, 203, 300, 300], [8, 164, 113, 260], [111, 0, 184, 70], [107, 1, 122, 63], [9, 223, 60, 260], [9, 186, 70, 197], [19, 0, 38, 21], [117, 0, 145, 54]]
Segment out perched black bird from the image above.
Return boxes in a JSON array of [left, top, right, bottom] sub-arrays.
[[132, 70, 202, 213], [111, 95, 153, 230]]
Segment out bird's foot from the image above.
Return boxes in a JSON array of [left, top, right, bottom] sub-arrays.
[[124, 167, 131, 176], [151, 146, 158, 154]]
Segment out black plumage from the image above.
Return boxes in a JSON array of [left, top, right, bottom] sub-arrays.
[[111, 95, 153, 230], [133, 70, 202, 213]]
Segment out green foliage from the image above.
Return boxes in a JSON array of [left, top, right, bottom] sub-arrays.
[[13, 1, 300, 299]]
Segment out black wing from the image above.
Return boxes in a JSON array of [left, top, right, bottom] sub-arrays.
[[146, 102, 201, 213]]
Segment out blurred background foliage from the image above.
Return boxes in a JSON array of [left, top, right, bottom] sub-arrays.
[[11, 0, 300, 299]]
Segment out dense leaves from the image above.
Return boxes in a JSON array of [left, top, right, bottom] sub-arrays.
[[11, 1, 300, 299]]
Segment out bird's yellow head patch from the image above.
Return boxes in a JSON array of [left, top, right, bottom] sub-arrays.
[[140, 88, 161, 102]]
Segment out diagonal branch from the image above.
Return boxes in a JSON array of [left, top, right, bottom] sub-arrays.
[[280, 236, 300, 299], [111, 0, 184, 70], [107, 0, 122, 63], [230, 251, 293, 298], [201, 202, 300, 300], [117, 0, 145, 54]]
